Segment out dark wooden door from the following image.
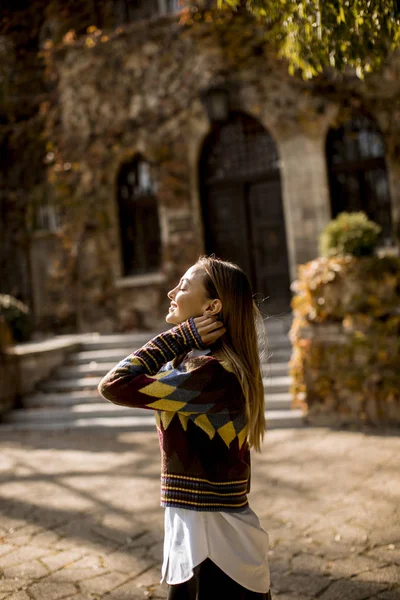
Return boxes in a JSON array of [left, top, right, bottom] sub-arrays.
[[205, 182, 252, 278], [248, 179, 291, 312], [200, 113, 291, 314]]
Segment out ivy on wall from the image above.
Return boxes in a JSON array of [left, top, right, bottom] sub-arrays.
[[290, 255, 400, 425], [2, 0, 400, 331]]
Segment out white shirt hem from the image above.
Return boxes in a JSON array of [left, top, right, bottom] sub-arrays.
[[161, 506, 270, 592]]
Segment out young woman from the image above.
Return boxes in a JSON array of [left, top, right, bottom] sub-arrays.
[[98, 256, 271, 599]]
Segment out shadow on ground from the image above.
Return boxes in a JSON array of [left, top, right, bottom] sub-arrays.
[[0, 427, 399, 600]]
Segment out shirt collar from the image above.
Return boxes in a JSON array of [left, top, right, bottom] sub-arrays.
[[188, 348, 211, 358]]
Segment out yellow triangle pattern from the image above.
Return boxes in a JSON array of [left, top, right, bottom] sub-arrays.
[[147, 399, 186, 411], [155, 407, 248, 449], [178, 413, 189, 431], [152, 370, 173, 380], [194, 414, 216, 439], [161, 411, 175, 430], [217, 421, 237, 447], [141, 380, 176, 398], [237, 425, 248, 449]]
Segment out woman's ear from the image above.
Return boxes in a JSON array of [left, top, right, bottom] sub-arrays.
[[205, 299, 222, 316]]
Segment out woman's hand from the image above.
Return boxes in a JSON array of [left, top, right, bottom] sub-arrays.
[[192, 312, 226, 346]]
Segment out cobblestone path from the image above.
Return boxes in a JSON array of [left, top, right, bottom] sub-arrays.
[[0, 427, 399, 600]]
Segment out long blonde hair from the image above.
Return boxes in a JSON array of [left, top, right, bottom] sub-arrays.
[[196, 256, 266, 452]]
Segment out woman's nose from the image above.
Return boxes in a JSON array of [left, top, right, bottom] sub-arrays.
[[167, 288, 175, 300]]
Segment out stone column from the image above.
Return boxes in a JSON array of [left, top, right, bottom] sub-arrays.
[[278, 130, 332, 280], [376, 105, 400, 244], [186, 107, 211, 254], [385, 156, 400, 242]]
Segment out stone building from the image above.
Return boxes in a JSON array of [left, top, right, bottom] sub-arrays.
[[4, 2, 400, 333]]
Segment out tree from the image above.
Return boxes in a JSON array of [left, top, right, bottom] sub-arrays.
[[215, 1, 400, 78]]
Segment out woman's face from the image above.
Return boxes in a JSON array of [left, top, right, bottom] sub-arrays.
[[166, 265, 210, 324]]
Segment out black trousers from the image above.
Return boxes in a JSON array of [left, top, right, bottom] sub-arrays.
[[168, 558, 272, 600]]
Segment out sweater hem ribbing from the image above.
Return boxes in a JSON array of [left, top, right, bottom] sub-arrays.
[[161, 500, 249, 512], [161, 472, 249, 512]]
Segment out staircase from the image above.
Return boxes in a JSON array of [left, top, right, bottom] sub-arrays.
[[2, 318, 304, 431]]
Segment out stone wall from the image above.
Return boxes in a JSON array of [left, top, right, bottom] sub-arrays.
[[0, 0, 136, 323], [3, 7, 400, 333], [291, 323, 400, 426], [289, 256, 400, 426]]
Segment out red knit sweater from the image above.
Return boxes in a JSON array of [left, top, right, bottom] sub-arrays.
[[98, 318, 250, 511]]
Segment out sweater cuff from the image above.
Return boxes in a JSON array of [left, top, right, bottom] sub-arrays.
[[179, 318, 206, 351]]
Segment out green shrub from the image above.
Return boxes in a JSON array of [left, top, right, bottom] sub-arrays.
[[319, 211, 382, 257], [0, 295, 33, 343], [291, 255, 400, 323]]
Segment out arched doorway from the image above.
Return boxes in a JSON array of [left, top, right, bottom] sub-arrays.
[[200, 112, 291, 314], [326, 114, 392, 240]]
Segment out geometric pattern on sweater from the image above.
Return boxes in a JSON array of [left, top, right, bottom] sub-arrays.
[[98, 319, 251, 511], [119, 358, 248, 448], [154, 409, 248, 449], [140, 374, 201, 403]]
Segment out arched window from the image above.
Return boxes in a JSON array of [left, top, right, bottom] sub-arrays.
[[326, 114, 392, 239], [113, 0, 184, 24], [117, 156, 161, 276]]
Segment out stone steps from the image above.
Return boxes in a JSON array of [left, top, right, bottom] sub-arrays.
[[66, 346, 292, 367], [68, 335, 291, 364], [23, 389, 293, 410], [263, 375, 291, 389], [56, 360, 290, 379], [12, 391, 293, 418], [24, 391, 103, 408], [2, 409, 304, 432], [39, 373, 293, 395], [40, 377, 102, 393], [73, 319, 291, 353], [2, 321, 305, 432]]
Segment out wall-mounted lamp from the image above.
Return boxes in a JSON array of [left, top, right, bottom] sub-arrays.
[[200, 84, 230, 122]]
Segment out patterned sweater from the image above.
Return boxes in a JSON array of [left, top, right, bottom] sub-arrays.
[[98, 318, 251, 512]]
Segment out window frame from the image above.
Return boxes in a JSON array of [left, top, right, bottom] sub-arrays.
[[326, 114, 393, 240], [117, 155, 162, 278]]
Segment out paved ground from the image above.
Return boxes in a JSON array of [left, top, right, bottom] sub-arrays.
[[0, 426, 399, 600]]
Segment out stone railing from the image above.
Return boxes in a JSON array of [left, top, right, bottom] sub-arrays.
[[0, 337, 82, 416]]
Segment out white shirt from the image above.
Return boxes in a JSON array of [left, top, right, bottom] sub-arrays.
[[161, 506, 270, 593], [160, 348, 270, 593]]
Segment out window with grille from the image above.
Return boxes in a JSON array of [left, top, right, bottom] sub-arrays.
[[117, 156, 161, 276], [326, 114, 393, 240], [35, 203, 62, 232], [113, 0, 185, 23], [202, 112, 280, 186], [165, 0, 184, 12]]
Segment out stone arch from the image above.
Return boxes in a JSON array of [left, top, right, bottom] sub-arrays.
[[199, 111, 291, 314]]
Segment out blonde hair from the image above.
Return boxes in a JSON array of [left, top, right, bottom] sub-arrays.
[[196, 255, 266, 452]]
